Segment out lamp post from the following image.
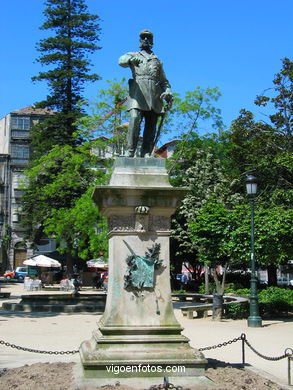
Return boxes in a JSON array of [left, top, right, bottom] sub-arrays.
[[245, 175, 262, 327]]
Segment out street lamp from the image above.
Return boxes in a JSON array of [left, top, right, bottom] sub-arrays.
[[245, 175, 262, 327]]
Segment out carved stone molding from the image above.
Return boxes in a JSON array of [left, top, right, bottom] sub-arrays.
[[108, 215, 135, 232], [149, 215, 170, 231], [135, 214, 149, 232]]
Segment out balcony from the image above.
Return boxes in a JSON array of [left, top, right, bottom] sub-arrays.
[[11, 130, 30, 139], [10, 158, 29, 166]]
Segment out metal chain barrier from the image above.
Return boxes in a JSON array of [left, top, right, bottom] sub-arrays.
[[198, 333, 293, 386], [241, 333, 290, 361], [1, 334, 293, 385], [0, 339, 78, 355], [198, 335, 242, 351]]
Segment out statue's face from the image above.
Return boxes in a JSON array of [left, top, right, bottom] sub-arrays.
[[139, 35, 153, 50]]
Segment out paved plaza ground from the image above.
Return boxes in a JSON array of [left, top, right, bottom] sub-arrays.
[[0, 282, 292, 388]]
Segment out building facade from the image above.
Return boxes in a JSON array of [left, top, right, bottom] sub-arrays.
[[0, 106, 55, 271]]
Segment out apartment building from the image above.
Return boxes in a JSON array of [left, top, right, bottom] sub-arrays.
[[0, 106, 55, 271]]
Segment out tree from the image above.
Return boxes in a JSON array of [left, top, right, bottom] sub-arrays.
[[21, 0, 104, 266], [43, 187, 107, 260], [166, 86, 225, 180], [31, 0, 101, 156], [170, 147, 240, 278], [255, 58, 293, 141], [77, 78, 129, 155], [230, 202, 293, 285], [21, 143, 109, 262], [227, 59, 293, 204], [224, 58, 293, 283], [165, 86, 227, 284], [189, 197, 236, 269]]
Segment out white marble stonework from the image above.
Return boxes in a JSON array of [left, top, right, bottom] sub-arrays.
[[79, 157, 207, 380]]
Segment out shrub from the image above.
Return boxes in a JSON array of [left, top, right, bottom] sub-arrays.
[[225, 301, 250, 319], [225, 286, 293, 319]]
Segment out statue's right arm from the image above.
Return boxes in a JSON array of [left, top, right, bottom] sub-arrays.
[[119, 52, 142, 68], [118, 53, 133, 68]]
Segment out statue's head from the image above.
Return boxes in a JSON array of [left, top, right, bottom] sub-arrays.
[[139, 29, 153, 50]]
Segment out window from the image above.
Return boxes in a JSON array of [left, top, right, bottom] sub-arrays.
[[11, 117, 30, 130], [12, 206, 23, 223], [12, 172, 25, 188], [11, 145, 30, 159]]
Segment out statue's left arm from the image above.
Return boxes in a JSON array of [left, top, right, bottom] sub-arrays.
[[160, 64, 173, 104]]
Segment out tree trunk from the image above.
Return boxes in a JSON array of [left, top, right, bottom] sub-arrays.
[[211, 263, 228, 321], [267, 264, 277, 286], [212, 294, 224, 321], [204, 264, 209, 294]]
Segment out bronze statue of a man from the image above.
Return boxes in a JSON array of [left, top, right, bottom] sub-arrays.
[[119, 30, 173, 157]]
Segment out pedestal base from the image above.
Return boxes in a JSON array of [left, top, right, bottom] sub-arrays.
[[74, 362, 214, 388], [80, 157, 209, 384], [80, 324, 207, 378]]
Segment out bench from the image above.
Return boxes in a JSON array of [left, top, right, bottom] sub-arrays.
[[0, 292, 11, 298], [180, 295, 248, 319], [181, 304, 212, 319]]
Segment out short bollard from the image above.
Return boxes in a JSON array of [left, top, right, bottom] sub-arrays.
[[212, 293, 223, 320]]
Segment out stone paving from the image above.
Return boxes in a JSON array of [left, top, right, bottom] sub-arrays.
[[0, 282, 292, 387]]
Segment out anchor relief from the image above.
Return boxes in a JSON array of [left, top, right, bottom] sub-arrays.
[[123, 240, 162, 290]]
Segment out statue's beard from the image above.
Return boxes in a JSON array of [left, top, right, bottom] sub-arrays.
[[140, 40, 153, 50]]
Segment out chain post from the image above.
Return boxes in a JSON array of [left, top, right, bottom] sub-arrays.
[[241, 333, 246, 365], [285, 348, 293, 386], [288, 356, 292, 386]]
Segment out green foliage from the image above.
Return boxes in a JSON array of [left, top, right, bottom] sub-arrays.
[[260, 286, 293, 304], [167, 87, 225, 179], [224, 301, 250, 319], [170, 58, 293, 287], [167, 86, 224, 138], [198, 282, 216, 295], [225, 287, 293, 319], [227, 59, 293, 206], [43, 187, 107, 259], [189, 196, 235, 265], [33, 0, 101, 112], [30, 0, 101, 157], [21, 143, 108, 258], [171, 145, 243, 271], [172, 290, 186, 294], [229, 203, 293, 267], [77, 78, 129, 155], [30, 111, 83, 159], [23, 1, 104, 260], [254, 57, 293, 138]]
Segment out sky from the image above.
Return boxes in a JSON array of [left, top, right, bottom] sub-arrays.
[[0, 0, 292, 141]]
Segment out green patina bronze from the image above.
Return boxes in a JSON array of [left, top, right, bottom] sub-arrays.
[[123, 241, 162, 289], [119, 30, 173, 158]]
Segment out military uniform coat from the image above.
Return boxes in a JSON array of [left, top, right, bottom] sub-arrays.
[[119, 50, 171, 114]]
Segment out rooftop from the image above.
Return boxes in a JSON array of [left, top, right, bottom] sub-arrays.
[[10, 106, 56, 116]]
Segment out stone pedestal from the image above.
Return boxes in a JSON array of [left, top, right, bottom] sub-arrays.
[[79, 158, 208, 383]]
